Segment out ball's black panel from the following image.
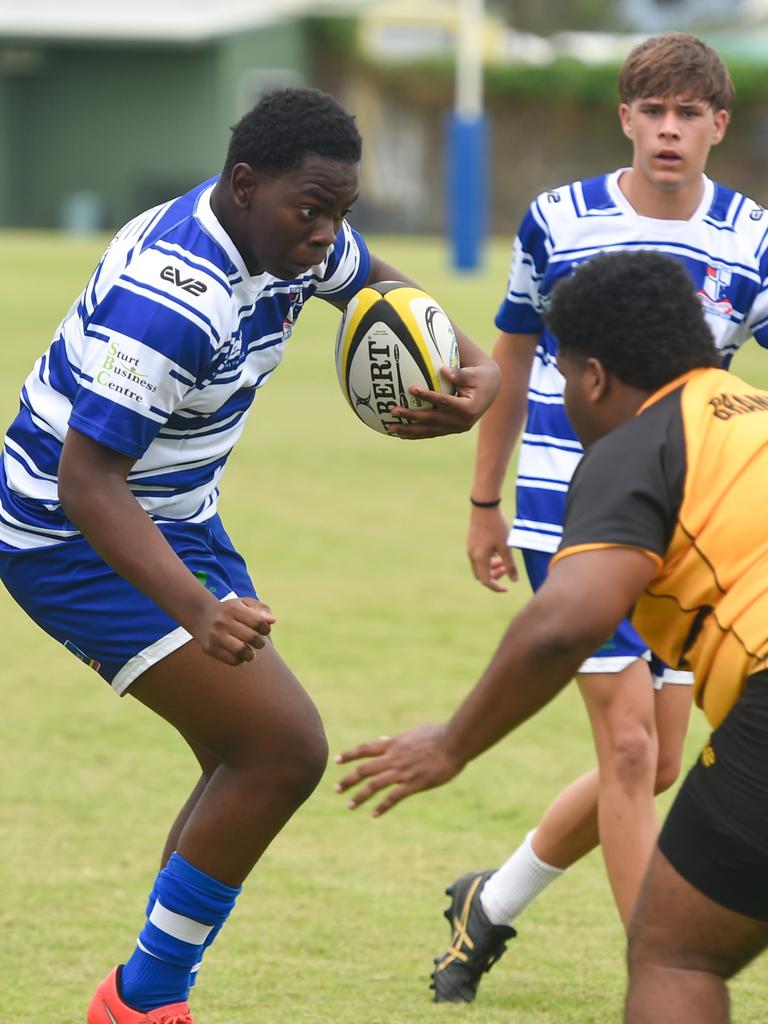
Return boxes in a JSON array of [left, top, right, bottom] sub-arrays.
[[345, 294, 435, 395], [367, 280, 406, 297]]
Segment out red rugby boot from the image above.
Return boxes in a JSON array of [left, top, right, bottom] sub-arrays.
[[87, 967, 195, 1024]]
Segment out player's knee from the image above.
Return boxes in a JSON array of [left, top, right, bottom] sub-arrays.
[[653, 750, 683, 794], [628, 894, 745, 982], [626, 924, 652, 977], [296, 724, 330, 795], [606, 726, 656, 788], [272, 720, 329, 805], [628, 928, 736, 982], [225, 697, 329, 807], [626, 914, 680, 978]]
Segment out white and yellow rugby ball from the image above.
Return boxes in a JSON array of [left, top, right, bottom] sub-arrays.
[[335, 281, 460, 434]]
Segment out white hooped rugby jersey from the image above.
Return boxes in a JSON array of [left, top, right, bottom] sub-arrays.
[[0, 178, 370, 550], [496, 169, 768, 554]]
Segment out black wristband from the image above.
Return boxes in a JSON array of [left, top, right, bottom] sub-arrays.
[[469, 496, 502, 508]]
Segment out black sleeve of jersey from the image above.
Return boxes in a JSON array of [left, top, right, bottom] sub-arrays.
[[560, 388, 686, 560]]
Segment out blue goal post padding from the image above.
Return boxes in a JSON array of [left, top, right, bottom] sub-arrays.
[[446, 112, 489, 272]]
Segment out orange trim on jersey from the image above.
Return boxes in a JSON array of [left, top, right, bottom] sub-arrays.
[[636, 368, 710, 415], [550, 542, 663, 571]]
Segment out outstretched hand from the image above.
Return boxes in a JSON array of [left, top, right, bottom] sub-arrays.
[[334, 723, 463, 817], [387, 363, 499, 439]]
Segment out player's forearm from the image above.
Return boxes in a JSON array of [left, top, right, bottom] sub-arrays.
[[471, 399, 523, 500], [63, 478, 217, 631], [453, 328, 499, 379], [58, 433, 218, 632], [470, 333, 536, 500]]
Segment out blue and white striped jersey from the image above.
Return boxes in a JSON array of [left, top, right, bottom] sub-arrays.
[[0, 178, 371, 550], [496, 169, 768, 553]]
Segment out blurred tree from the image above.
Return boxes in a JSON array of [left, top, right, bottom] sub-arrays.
[[489, 0, 623, 33]]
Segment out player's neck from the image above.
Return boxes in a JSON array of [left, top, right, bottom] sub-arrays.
[[618, 168, 706, 221], [209, 181, 261, 276], [210, 181, 236, 240]]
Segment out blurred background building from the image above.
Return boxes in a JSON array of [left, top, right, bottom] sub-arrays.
[[0, 0, 766, 236], [0, 0, 351, 231]]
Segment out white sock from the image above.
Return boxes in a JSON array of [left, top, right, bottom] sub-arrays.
[[480, 830, 565, 926]]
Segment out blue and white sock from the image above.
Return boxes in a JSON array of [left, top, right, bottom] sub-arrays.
[[143, 880, 224, 991], [121, 852, 241, 1011]]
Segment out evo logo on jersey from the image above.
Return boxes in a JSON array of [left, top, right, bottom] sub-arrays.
[[160, 265, 208, 296]]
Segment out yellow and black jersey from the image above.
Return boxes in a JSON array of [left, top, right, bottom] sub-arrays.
[[551, 367, 768, 727]]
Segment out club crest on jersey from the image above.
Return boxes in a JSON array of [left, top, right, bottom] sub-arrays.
[[697, 265, 733, 320], [216, 330, 244, 373], [282, 288, 304, 341]]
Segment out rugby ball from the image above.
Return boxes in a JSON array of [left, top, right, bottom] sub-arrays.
[[335, 281, 460, 434]]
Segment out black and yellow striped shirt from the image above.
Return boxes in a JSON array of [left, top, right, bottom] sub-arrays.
[[551, 367, 768, 727]]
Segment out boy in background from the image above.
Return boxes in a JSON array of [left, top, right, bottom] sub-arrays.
[[433, 32, 768, 1002]]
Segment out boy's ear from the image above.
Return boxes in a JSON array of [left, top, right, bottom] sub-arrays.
[[712, 108, 730, 146], [618, 103, 633, 139], [229, 163, 265, 209], [585, 357, 610, 400]]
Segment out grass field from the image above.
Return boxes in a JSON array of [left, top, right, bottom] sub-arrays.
[[1, 232, 767, 1023]]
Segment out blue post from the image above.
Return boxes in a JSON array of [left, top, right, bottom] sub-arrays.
[[447, 111, 489, 271]]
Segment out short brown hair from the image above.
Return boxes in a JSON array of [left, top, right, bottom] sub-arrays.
[[618, 32, 734, 111]]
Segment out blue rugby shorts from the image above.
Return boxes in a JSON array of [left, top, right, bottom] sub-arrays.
[[521, 547, 692, 687], [0, 514, 257, 695]]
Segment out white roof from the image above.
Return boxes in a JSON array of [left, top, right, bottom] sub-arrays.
[[3, 0, 766, 51], [0, 0, 372, 43]]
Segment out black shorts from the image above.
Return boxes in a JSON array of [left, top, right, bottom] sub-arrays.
[[659, 670, 768, 921]]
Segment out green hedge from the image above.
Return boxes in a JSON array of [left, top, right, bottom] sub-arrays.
[[360, 55, 768, 107], [307, 16, 768, 107]]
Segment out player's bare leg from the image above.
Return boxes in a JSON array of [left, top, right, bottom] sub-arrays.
[[578, 659, 658, 928], [535, 672, 691, 870], [653, 682, 693, 791], [156, 726, 268, 871], [158, 741, 221, 866], [129, 638, 328, 884], [534, 678, 691, 868], [433, 662, 690, 1002], [484, 667, 689, 921], [625, 848, 768, 1023], [527, 769, 599, 867], [87, 638, 328, 1019]]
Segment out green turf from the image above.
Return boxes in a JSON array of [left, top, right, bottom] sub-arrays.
[[1, 232, 766, 1022]]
